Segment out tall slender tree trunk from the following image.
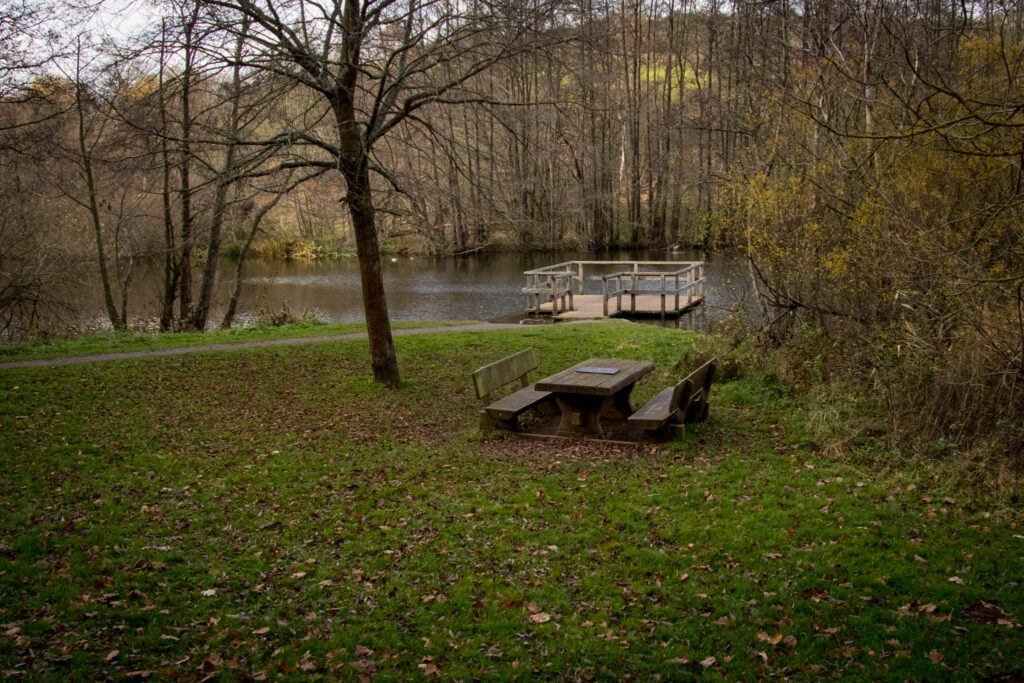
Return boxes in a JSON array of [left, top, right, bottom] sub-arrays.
[[158, 32, 177, 331], [189, 21, 247, 331], [178, 4, 198, 325], [75, 79, 123, 331]]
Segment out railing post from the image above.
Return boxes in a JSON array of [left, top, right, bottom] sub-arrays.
[[674, 272, 680, 312], [660, 274, 666, 320], [630, 273, 637, 315], [616, 274, 623, 313], [602, 276, 608, 317], [699, 265, 705, 298], [577, 262, 584, 295], [526, 273, 533, 315]]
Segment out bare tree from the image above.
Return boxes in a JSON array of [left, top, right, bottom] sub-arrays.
[[196, 0, 562, 384]]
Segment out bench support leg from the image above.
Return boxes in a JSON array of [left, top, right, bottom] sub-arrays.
[[637, 421, 685, 443], [480, 411, 519, 432]]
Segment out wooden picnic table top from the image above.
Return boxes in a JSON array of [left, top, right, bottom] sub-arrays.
[[535, 358, 655, 396]]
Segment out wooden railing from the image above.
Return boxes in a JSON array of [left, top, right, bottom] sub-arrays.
[[523, 260, 704, 317], [522, 270, 574, 315], [599, 263, 705, 319]]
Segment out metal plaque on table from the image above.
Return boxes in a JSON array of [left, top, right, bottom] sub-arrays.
[[577, 366, 620, 375]]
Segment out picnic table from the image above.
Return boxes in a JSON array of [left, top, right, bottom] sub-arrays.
[[534, 357, 655, 437]]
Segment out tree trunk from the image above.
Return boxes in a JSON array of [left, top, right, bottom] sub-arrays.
[[158, 20, 177, 331], [75, 76, 123, 331], [332, 81, 400, 384], [347, 163, 400, 386], [178, 5, 198, 326], [188, 22, 247, 332]]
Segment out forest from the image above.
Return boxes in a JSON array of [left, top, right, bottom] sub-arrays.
[[1, 0, 1023, 456]]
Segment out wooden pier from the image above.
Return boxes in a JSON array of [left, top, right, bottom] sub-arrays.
[[523, 260, 705, 320]]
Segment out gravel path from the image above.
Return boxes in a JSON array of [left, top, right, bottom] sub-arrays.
[[0, 321, 602, 369]]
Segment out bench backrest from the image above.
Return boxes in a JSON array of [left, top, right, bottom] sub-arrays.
[[472, 348, 538, 402], [681, 358, 716, 422], [669, 378, 694, 415]]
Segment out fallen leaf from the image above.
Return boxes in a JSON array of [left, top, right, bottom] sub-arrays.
[[418, 663, 439, 676], [106, 650, 119, 662], [700, 656, 717, 668], [783, 635, 797, 648], [948, 576, 965, 585], [528, 612, 551, 624], [757, 631, 783, 646], [253, 627, 270, 635], [201, 589, 216, 597], [667, 657, 690, 664], [291, 572, 307, 579], [754, 650, 768, 664], [963, 601, 1014, 624], [926, 649, 944, 663]]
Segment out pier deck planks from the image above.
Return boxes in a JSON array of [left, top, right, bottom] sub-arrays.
[[533, 293, 703, 319]]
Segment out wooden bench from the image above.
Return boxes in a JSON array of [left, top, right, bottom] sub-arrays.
[[628, 358, 716, 438], [472, 348, 555, 430]]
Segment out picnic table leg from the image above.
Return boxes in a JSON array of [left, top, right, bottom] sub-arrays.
[[602, 384, 637, 420], [553, 395, 607, 437]]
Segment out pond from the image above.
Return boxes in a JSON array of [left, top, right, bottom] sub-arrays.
[[74, 248, 754, 330]]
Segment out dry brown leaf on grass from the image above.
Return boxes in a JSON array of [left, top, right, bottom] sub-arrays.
[[528, 612, 551, 624]]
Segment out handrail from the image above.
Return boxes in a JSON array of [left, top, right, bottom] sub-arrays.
[[598, 263, 705, 319], [523, 260, 705, 317]]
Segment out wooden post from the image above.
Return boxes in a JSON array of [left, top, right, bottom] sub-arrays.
[[630, 272, 637, 315], [616, 274, 623, 313], [660, 274, 666, 320], [602, 276, 608, 317], [674, 272, 680, 312], [577, 262, 584, 295]]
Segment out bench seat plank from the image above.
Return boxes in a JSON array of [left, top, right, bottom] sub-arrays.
[[485, 384, 553, 421], [627, 386, 676, 430]]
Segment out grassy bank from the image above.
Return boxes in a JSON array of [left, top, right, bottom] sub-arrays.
[[1, 321, 1022, 679], [0, 320, 481, 362]]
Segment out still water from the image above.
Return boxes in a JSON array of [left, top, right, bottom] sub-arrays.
[[82, 248, 752, 329]]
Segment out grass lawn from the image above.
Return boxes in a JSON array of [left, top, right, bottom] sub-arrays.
[[1, 321, 1022, 679], [0, 320, 482, 362]]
